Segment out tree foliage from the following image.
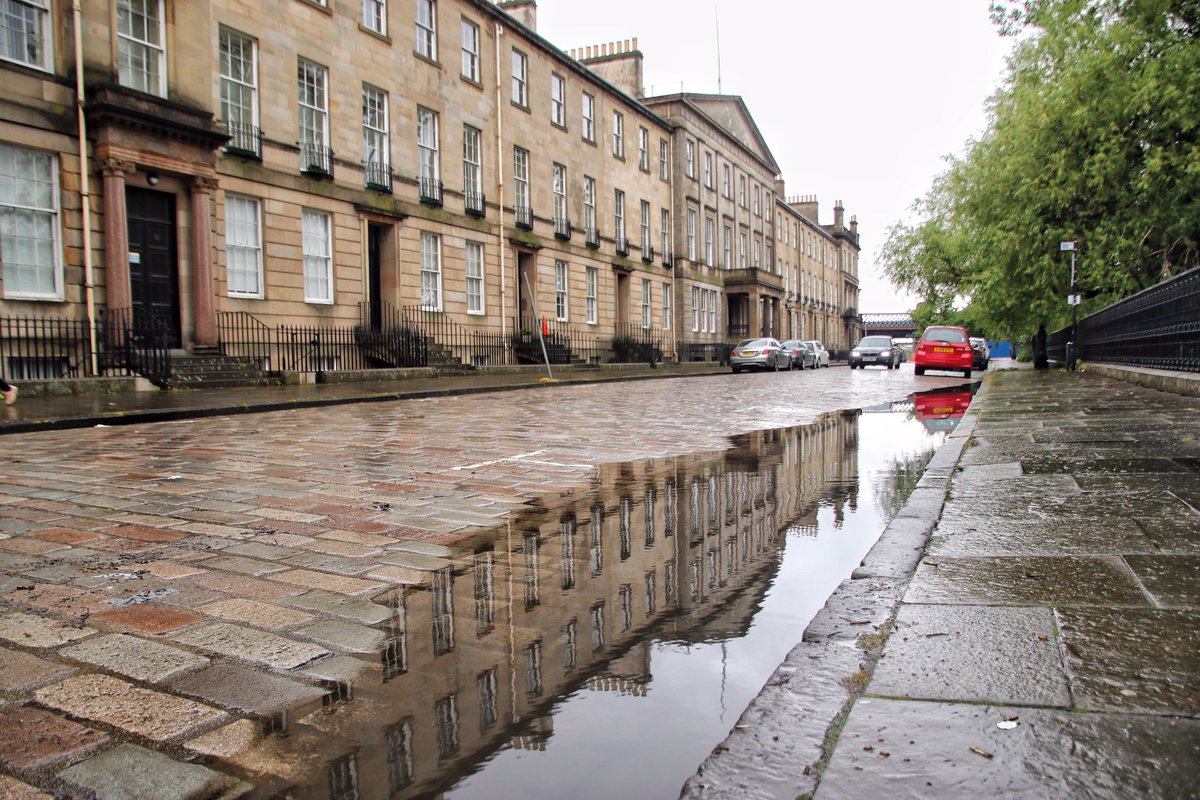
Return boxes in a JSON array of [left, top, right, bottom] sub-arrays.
[[882, 0, 1200, 335]]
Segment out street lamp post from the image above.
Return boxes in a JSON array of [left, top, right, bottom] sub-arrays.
[[1061, 241, 1077, 370]]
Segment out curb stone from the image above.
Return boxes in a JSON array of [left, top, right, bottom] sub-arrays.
[[680, 379, 987, 799]]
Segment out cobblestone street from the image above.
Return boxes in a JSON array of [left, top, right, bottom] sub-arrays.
[[0, 367, 967, 798]]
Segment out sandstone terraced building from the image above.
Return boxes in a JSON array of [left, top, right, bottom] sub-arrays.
[[0, 0, 859, 388]]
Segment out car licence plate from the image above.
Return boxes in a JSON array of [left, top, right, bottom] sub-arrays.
[[934, 346, 954, 353]]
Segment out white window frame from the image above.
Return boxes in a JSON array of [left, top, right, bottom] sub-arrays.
[[704, 217, 714, 266], [738, 174, 747, 207], [691, 286, 700, 332], [0, 0, 52, 70], [362, 0, 386, 35], [219, 27, 258, 132], [513, 146, 529, 212], [117, 0, 165, 96], [582, 92, 595, 142], [661, 208, 669, 256], [704, 152, 713, 189], [662, 284, 670, 331], [685, 140, 695, 178], [612, 110, 624, 157], [362, 83, 389, 176], [0, 143, 62, 299], [416, 0, 437, 60], [613, 189, 625, 242], [460, 18, 480, 81], [511, 49, 528, 107], [553, 162, 567, 224], [686, 208, 696, 261], [463, 124, 482, 199], [739, 232, 747, 267], [417, 106, 440, 185], [466, 240, 485, 314], [722, 163, 731, 198], [585, 267, 598, 324], [640, 200, 650, 253], [555, 260, 569, 321], [223, 194, 262, 299], [638, 127, 649, 171], [551, 73, 565, 126], [699, 289, 708, 333], [754, 238, 762, 267], [659, 139, 668, 180], [723, 224, 732, 268], [583, 176, 596, 234], [420, 231, 443, 311], [298, 58, 329, 153], [641, 279, 651, 329], [709, 289, 717, 333], [753, 185, 760, 216], [302, 208, 333, 304]]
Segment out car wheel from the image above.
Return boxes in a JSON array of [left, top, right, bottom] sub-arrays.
[[731, 367, 741, 374], [915, 366, 925, 376], [963, 368, 972, 378]]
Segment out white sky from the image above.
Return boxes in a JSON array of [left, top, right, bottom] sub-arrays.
[[534, 0, 1016, 314]]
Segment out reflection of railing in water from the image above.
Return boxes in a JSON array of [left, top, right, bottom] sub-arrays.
[[210, 412, 864, 798]]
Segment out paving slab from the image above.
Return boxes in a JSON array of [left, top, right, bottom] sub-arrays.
[[815, 699, 1200, 800], [267, 568, 386, 595], [869, 604, 1070, 707], [172, 622, 330, 669], [905, 555, 1150, 606], [58, 743, 251, 800], [0, 774, 53, 799], [0, 611, 94, 649], [196, 554, 288, 576], [196, 598, 316, 629], [90, 604, 204, 634], [282, 590, 393, 625], [59, 633, 209, 683], [0, 647, 77, 693], [170, 662, 328, 716], [1057, 607, 1200, 715], [34, 674, 225, 741], [1123, 554, 1200, 607], [296, 620, 388, 653], [0, 706, 109, 771]]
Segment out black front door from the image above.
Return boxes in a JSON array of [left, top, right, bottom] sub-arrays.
[[126, 187, 181, 347], [368, 223, 383, 329]]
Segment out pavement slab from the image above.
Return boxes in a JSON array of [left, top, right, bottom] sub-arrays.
[[282, 590, 393, 625], [1123, 554, 1200, 607], [869, 604, 1070, 707], [0, 611, 95, 649], [170, 662, 328, 716], [905, 555, 1150, 606], [34, 674, 226, 741], [0, 705, 108, 771], [59, 633, 209, 683], [196, 598, 316, 629], [267, 568, 386, 596], [172, 622, 330, 669], [0, 774, 53, 799], [816, 699, 1200, 800], [296, 620, 388, 653], [58, 743, 251, 800], [0, 647, 76, 693], [1056, 607, 1200, 715]]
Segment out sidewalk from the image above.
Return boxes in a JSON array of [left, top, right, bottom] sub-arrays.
[[0, 362, 729, 435], [686, 367, 1200, 799]]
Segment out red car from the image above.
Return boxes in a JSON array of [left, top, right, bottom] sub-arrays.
[[913, 325, 973, 377], [913, 388, 973, 432]]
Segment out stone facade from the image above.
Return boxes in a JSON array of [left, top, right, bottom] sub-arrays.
[[0, 0, 858, 378]]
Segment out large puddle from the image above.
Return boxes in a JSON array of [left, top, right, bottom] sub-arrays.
[[214, 395, 961, 798]]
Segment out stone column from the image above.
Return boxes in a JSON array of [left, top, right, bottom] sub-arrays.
[[190, 176, 218, 347], [99, 157, 136, 321]]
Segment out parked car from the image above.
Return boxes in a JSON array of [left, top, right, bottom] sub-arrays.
[[849, 335, 901, 369], [970, 337, 991, 371], [730, 338, 791, 372], [913, 325, 973, 377], [780, 340, 817, 369], [893, 337, 914, 362], [913, 388, 973, 432], [803, 340, 830, 367]]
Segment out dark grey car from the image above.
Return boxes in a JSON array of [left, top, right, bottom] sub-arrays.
[[849, 335, 901, 369], [780, 340, 817, 369], [730, 338, 791, 373]]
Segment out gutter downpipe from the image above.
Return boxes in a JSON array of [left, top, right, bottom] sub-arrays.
[[73, 0, 98, 375], [495, 23, 510, 363]]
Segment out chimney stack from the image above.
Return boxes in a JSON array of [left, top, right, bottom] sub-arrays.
[[498, 0, 537, 32]]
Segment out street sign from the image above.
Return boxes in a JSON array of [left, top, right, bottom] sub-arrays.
[[1067, 294, 1081, 306]]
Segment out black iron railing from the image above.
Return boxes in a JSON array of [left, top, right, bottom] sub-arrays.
[[515, 204, 534, 230], [615, 236, 629, 257], [465, 190, 486, 218], [585, 227, 600, 249], [0, 311, 172, 386], [611, 323, 663, 364], [223, 121, 262, 159], [419, 178, 443, 206], [364, 161, 393, 193], [299, 143, 333, 176], [1049, 266, 1200, 371], [678, 340, 731, 365], [554, 216, 572, 240]]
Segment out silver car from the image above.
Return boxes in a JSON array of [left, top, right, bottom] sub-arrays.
[[804, 340, 830, 367], [730, 338, 791, 373]]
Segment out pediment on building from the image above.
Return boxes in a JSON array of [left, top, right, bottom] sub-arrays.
[[683, 95, 779, 174]]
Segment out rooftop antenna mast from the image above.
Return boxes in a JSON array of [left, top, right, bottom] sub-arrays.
[[715, 2, 723, 93]]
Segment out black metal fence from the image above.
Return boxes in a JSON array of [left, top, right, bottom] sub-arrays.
[[678, 340, 732, 364], [0, 309, 172, 386], [1049, 266, 1199, 371]]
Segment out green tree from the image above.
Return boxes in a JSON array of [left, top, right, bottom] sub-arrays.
[[883, 0, 1200, 335]]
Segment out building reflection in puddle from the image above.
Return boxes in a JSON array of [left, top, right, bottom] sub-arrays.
[[206, 408, 942, 799]]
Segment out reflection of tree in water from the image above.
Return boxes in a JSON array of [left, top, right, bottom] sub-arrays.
[[872, 446, 939, 521]]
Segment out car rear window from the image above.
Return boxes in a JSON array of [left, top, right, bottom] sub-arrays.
[[859, 337, 892, 347], [921, 327, 967, 344]]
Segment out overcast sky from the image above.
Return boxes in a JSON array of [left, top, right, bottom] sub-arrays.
[[534, 0, 1016, 314]]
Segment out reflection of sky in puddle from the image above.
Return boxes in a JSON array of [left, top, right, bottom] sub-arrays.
[[447, 411, 944, 800]]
